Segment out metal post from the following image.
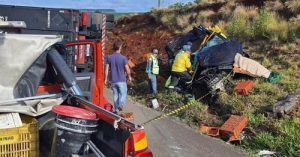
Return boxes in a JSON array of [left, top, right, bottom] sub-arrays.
[[158, 0, 161, 8], [101, 14, 106, 67]]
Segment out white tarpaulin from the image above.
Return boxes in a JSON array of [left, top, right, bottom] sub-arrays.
[[0, 33, 63, 116], [234, 53, 271, 78], [0, 33, 62, 100], [0, 94, 66, 117]]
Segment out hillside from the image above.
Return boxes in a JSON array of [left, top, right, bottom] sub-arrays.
[[107, 0, 300, 156]]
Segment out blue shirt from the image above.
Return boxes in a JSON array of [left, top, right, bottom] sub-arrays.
[[107, 52, 128, 83]]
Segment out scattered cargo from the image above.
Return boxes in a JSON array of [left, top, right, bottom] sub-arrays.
[[268, 72, 282, 84], [0, 113, 22, 129], [219, 115, 248, 142], [0, 115, 39, 157], [151, 99, 160, 109], [234, 81, 255, 96], [199, 115, 248, 142], [273, 94, 299, 116], [199, 124, 219, 137]]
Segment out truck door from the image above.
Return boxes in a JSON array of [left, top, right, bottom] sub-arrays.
[[64, 40, 109, 110]]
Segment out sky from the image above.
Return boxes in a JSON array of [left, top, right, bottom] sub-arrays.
[[0, 0, 194, 12]]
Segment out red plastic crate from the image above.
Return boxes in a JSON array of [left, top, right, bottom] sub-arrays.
[[219, 115, 248, 141], [234, 80, 255, 95], [199, 124, 219, 137]]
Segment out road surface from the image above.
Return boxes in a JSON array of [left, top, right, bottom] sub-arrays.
[[105, 89, 246, 157]]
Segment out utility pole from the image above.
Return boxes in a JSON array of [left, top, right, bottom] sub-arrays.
[[158, 0, 161, 8]]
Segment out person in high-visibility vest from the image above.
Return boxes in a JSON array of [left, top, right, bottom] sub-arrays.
[[169, 45, 192, 89], [146, 48, 159, 94]]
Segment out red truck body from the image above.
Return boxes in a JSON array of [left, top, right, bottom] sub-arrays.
[[64, 39, 153, 157], [0, 4, 153, 157]]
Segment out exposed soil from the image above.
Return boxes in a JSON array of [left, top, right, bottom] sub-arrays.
[[106, 14, 176, 83]]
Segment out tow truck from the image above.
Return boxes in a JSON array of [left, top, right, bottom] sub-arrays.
[[0, 4, 153, 157]]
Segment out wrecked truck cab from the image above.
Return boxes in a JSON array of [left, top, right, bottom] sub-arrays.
[[165, 25, 249, 94], [0, 32, 152, 156]]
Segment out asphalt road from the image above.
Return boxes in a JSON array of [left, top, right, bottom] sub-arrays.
[[105, 89, 246, 157]]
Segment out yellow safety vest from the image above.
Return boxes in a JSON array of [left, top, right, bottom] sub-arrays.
[[171, 51, 191, 72], [151, 55, 159, 75]]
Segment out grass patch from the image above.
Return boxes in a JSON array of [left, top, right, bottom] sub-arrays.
[[246, 113, 267, 129], [244, 117, 300, 156], [125, 1, 300, 156]]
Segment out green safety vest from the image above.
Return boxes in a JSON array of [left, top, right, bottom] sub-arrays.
[[151, 55, 159, 75]]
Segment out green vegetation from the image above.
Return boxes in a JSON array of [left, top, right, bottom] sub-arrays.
[[128, 0, 299, 156], [244, 117, 300, 156], [113, 12, 141, 21]]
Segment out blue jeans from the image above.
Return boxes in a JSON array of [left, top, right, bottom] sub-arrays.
[[148, 74, 157, 94], [112, 82, 127, 112]]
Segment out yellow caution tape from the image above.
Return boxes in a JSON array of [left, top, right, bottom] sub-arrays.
[[140, 91, 211, 126], [140, 70, 234, 126]]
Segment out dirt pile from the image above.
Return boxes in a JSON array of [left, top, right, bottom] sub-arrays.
[[106, 14, 176, 83]]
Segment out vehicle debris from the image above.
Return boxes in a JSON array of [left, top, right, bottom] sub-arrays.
[[257, 150, 279, 157], [165, 25, 271, 95], [273, 94, 299, 116], [151, 98, 160, 109]]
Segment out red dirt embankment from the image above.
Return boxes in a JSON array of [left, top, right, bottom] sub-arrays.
[[106, 14, 176, 83]]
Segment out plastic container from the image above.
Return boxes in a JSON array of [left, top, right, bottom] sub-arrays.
[[268, 71, 282, 84], [219, 115, 248, 141], [52, 105, 98, 157], [234, 80, 255, 96], [0, 115, 39, 157]]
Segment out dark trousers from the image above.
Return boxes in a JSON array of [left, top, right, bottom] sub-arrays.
[[170, 71, 192, 87]]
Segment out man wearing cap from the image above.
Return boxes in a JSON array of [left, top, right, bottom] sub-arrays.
[[169, 45, 192, 89], [146, 48, 159, 94]]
